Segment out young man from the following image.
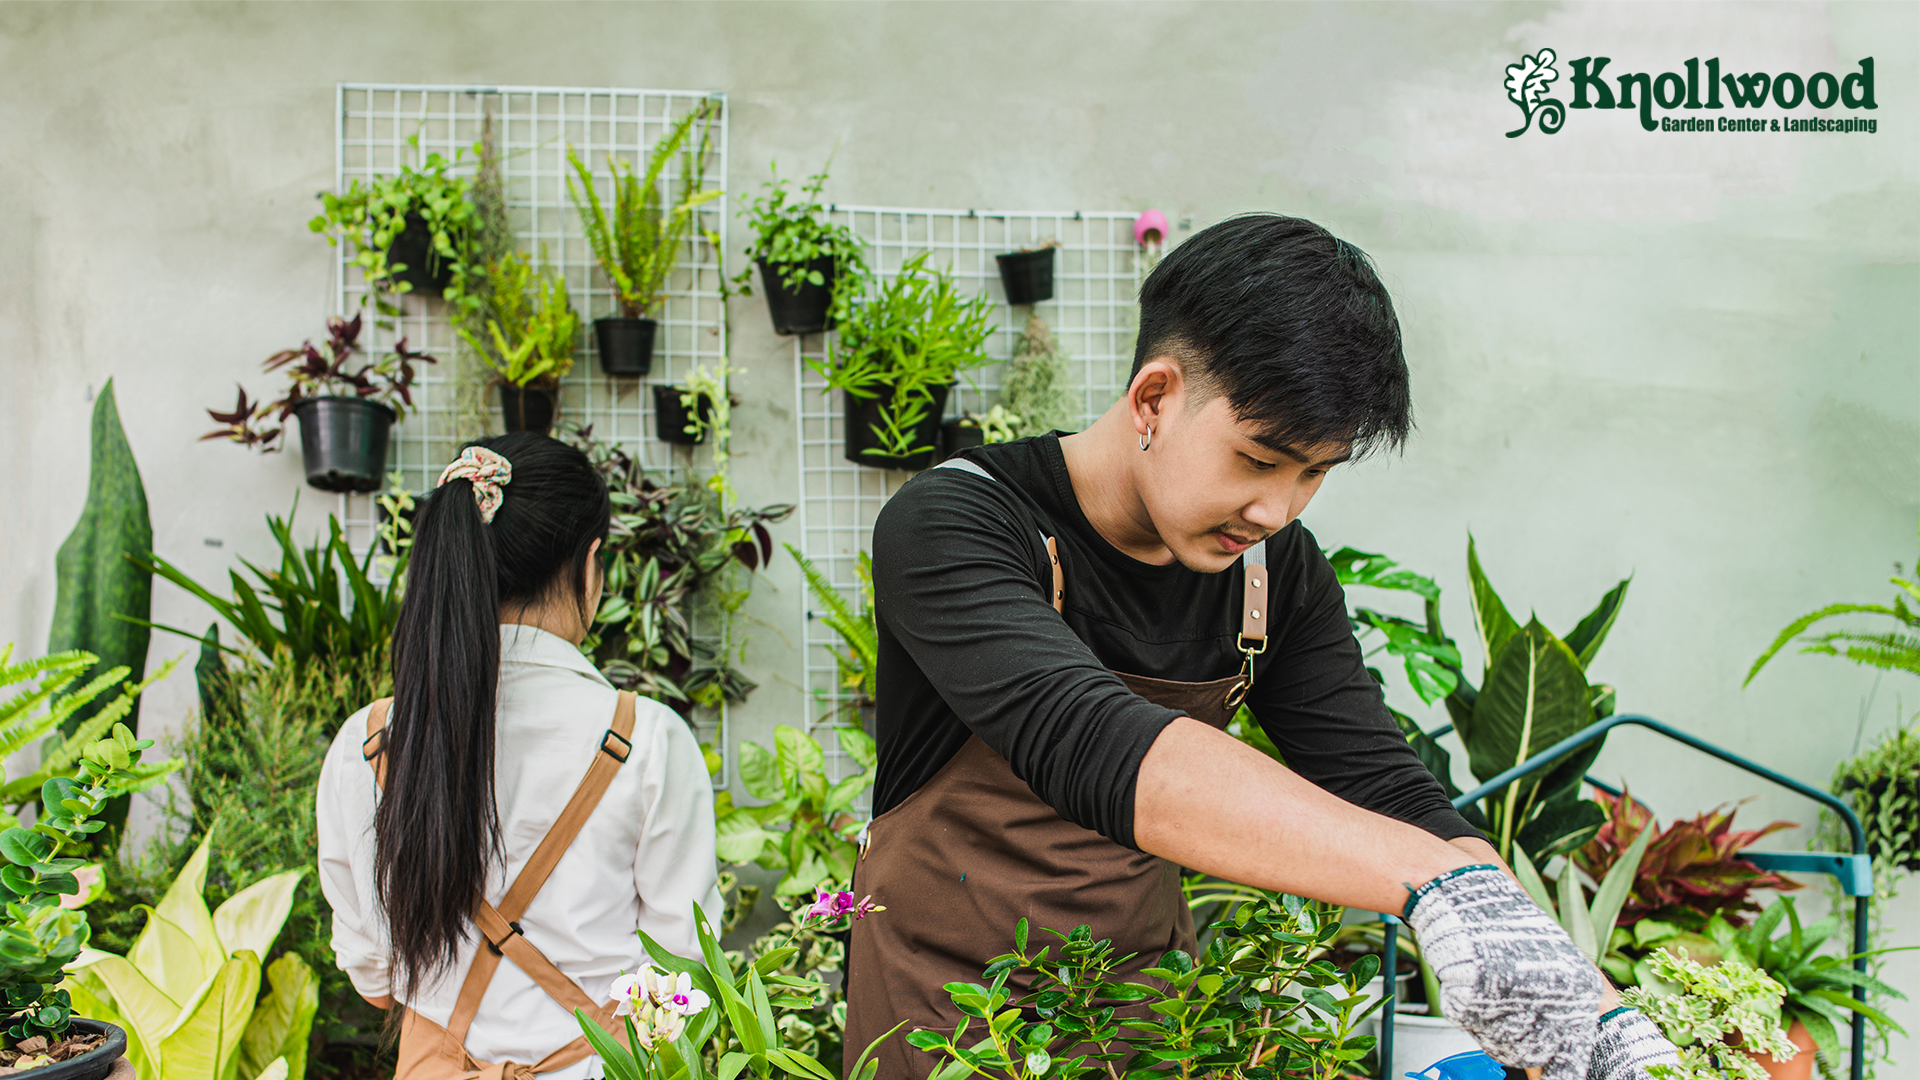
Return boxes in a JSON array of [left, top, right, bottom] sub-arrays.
[[846, 215, 1677, 1080]]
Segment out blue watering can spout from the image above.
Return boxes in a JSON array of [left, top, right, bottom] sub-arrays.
[[1405, 1049, 1506, 1080]]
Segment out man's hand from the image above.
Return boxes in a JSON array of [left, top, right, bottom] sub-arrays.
[[1403, 865, 1604, 1080]]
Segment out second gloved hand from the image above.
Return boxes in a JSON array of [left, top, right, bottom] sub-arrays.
[[1403, 865, 1604, 1080]]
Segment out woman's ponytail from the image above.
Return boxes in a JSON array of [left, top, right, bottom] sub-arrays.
[[374, 432, 609, 1002]]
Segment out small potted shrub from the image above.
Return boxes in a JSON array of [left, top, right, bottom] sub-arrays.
[[1000, 312, 1078, 437], [1621, 948, 1802, 1080], [994, 238, 1061, 306], [309, 133, 479, 312], [0, 721, 160, 1078], [461, 249, 577, 435], [204, 315, 435, 492], [935, 404, 1022, 464], [809, 251, 995, 470], [737, 159, 869, 336], [567, 103, 721, 377]]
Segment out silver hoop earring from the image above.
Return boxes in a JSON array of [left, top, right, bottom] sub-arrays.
[[1139, 426, 1153, 451]]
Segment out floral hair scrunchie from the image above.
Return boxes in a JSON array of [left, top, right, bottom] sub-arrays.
[[438, 446, 513, 523]]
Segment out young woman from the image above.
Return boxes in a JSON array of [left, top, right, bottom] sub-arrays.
[[317, 433, 721, 1078]]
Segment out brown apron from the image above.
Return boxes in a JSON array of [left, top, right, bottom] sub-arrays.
[[361, 692, 641, 1080], [847, 466, 1270, 1079]]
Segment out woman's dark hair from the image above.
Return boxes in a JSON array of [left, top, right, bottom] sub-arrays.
[[1131, 213, 1411, 460], [375, 432, 610, 1002]]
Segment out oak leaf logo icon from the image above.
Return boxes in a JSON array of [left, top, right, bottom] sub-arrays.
[[1505, 49, 1567, 137]]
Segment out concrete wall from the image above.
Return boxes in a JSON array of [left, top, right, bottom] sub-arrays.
[[4, 0, 1916, 1045]]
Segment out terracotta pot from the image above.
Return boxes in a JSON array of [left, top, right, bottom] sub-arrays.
[[1746, 1020, 1817, 1080]]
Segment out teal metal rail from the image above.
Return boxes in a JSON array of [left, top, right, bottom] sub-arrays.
[[1374, 713, 1873, 1080]]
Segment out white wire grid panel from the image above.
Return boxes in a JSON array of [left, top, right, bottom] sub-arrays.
[[794, 208, 1144, 790], [328, 83, 731, 767]]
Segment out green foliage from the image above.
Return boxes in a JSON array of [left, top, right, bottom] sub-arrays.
[[1832, 723, 1920, 873], [572, 904, 896, 1080], [308, 132, 482, 323], [810, 252, 997, 459], [953, 407, 1024, 446], [1444, 537, 1630, 863], [0, 646, 180, 830], [735, 159, 869, 300], [1622, 949, 1799, 1080], [716, 725, 875, 898], [1711, 896, 1909, 1062], [568, 102, 722, 319], [1323, 547, 1461, 708], [0, 722, 160, 1041], [92, 650, 387, 1071], [1747, 517, 1920, 687], [460, 248, 579, 388], [50, 380, 153, 745], [999, 314, 1076, 439], [128, 510, 399, 734], [567, 427, 792, 710], [784, 545, 876, 712], [909, 893, 1378, 1080], [67, 834, 314, 1080], [1511, 822, 1655, 963]]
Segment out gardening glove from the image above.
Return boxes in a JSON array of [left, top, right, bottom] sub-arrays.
[[1586, 1007, 1680, 1080], [1403, 865, 1604, 1080]]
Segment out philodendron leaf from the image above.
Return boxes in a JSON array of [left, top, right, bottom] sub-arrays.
[[1515, 791, 1607, 861], [146, 834, 223, 984], [212, 868, 304, 962], [1510, 842, 1556, 913], [738, 740, 781, 802], [1466, 620, 1595, 790], [1466, 536, 1521, 671], [1557, 859, 1599, 960], [66, 956, 169, 1080], [128, 908, 211, 1011], [157, 951, 262, 1080], [238, 952, 318, 1080], [1564, 576, 1632, 669]]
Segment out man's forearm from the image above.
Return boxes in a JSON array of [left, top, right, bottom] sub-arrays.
[[1134, 717, 1479, 912]]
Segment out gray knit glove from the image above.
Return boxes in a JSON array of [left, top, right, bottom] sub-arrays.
[[1587, 1007, 1680, 1080], [1403, 865, 1604, 1080]]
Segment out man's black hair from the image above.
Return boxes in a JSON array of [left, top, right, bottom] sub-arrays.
[[1131, 213, 1411, 459]]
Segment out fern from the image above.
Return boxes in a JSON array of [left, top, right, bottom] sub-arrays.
[[786, 544, 877, 703], [0, 643, 182, 825], [567, 101, 721, 318], [1747, 519, 1920, 687]]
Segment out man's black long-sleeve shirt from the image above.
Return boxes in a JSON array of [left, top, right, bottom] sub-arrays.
[[870, 434, 1478, 851]]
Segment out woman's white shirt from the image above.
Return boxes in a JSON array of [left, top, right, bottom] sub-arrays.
[[316, 624, 722, 1078]]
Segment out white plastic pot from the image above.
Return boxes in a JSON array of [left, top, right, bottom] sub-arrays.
[[1391, 1011, 1483, 1077]]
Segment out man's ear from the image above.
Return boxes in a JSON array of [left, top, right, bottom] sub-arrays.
[[1128, 359, 1183, 438]]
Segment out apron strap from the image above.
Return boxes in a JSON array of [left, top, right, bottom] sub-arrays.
[[360, 691, 639, 1049]]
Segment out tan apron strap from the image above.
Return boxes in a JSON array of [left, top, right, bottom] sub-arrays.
[[371, 692, 640, 1054], [363, 698, 393, 788], [1227, 546, 1270, 709], [498, 691, 638, 920], [1044, 536, 1064, 614]]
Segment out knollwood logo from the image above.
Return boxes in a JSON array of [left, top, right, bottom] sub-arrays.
[[1505, 51, 1880, 136]]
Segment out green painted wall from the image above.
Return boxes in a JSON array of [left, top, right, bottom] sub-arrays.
[[2, 0, 1914, 1043]]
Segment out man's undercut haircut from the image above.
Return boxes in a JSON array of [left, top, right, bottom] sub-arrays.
[[1132, 214, 1412, 460]]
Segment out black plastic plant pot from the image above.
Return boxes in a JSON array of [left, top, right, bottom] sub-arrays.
[[292, 395, 394, 494], [498, 384, 556, 436], [385, 211, 455, 297], [653, 384, 712, 445], [844, 383, 951, 471], [595, 317, 657, 377], [935, 418, 985, 465], [995, 247, 1056, 306], [758, 256, 837, 336], [13, 1019, 129, 1080]]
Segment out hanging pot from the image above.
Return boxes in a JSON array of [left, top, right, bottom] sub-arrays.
[[758, 256, 837, 336], [595, 317, 657, 377], [292, 395, 394, 493], [653, 384, 713, 445], [844, 383, 951, 471], [995, 247, 1056, 306], [385, 211, 455, 297], [498, 384, 556, 436], [9, 1019, 129, 1080], [935, 418, 985, 465]]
